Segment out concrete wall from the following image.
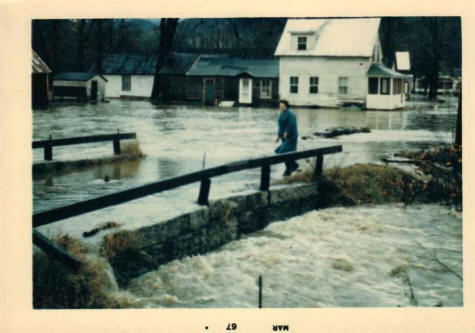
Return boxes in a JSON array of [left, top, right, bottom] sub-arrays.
[[105, 184, 320, 287], [279, 56, 372, 107], [104, 74, 154, 98]]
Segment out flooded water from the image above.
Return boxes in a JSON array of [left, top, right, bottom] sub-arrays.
[[33, 97, 458, 214], [119, 204, 462, 308], [32, 97, 462, 307]]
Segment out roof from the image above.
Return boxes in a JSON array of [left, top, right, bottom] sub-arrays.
[[187, 57, 279, 78], [275, 18, 381, 57], [395, 52, 411, 71], [54, 72, 108, 82], [367, 63, 408, 79], [159, 52, 200, 75], [32, 50, 51, 74], [101, 54, 157, 75]]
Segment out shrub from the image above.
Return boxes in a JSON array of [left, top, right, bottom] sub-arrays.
[[33, 235, 134, 309]]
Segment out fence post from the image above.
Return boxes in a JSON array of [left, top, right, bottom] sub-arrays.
[[197, 178, 211, 205], [260, 165, 270, 191], [258, 275, 262, 308], [44, 134, 53, 161], [113, 129, 121, 155], [312, 154, 324, 181]]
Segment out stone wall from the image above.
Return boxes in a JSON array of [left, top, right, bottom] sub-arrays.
[[106, 184, 319, 287]]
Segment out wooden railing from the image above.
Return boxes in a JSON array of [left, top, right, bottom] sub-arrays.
[[33, 144, 343, 270], [32, 131, 137, 161]]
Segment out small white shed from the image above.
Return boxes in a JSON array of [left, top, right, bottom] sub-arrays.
[[53, 72, 107, 102]]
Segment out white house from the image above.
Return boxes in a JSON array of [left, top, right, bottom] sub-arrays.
[[53, 72, 107, 102], [275, 18, 407, 110], [100, 54, 156, 99]]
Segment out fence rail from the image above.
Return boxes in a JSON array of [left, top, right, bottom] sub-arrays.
[[32, 131, 137, 160], [33, 145, 342, 227], [33, 144, 342, 270]]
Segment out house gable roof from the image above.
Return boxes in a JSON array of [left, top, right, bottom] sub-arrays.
[[275, 18, 381, 57], [32, 50, 52, 74], [54, 72, 108, 82], [186, 57, 279, 78]]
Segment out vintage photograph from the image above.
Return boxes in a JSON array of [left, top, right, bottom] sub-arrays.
[[31, 17, 462, 309]]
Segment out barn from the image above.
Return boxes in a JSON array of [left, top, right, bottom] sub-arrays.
[[52, 72, 107, 102], [275, 18, 408, 110], [100, 54, 156, 99], [185, 56, 279, 106], [32, 50, 52, 109]]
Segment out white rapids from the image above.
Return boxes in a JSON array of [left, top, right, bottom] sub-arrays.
[[117, 204, 462, 308]]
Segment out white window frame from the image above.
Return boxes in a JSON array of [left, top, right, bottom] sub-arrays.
[[338, 77, 348, 95], [260, 79, 272, 99], [309, 76, 319, 94], [290, 76, 299, 94]]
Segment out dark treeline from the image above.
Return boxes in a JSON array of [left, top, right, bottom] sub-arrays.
[[32, 17, 461, 96]]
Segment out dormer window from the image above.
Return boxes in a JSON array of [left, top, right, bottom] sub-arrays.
[[298, 36, 307, 50]]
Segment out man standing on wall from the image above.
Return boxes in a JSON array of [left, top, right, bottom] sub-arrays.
[[275, 99, 299, 176]]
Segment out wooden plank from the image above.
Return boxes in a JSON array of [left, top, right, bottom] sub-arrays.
[[32, 133, 136, 148], [33, 230, 81, 271], [33, 145, 342, 227]]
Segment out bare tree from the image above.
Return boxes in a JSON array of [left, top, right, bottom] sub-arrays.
[[95, 19, 104, 73], [424, 17, 445, 101], [151, 18, 179, 102], [77, 19, 96, 71]]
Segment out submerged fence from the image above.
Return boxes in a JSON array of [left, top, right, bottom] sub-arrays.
[[33, 144, 343, 270], [32, 130, 137, 161]]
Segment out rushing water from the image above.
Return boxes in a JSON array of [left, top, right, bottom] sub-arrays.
[[118, 204, 462, 308], [32, 97, 462, 307]]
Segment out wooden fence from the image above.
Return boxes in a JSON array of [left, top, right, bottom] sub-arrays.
[[32, 131, 137, 161], [33, 144, 343, 270]]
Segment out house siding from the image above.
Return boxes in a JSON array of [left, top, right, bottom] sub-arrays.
[[279, 56, 371, 107], [104, 74, 154, 98]]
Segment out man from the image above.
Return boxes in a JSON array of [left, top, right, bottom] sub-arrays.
[[275, 99, 299, 176]]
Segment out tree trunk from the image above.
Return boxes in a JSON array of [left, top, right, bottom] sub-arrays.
[[96, 19, 104, 73], [426, 18, 443, 101], [380, 17, 397, 67], [455, 86, 462, 146], [151, 18, 179, 102], [51, 20, 61, 72], [78, 20, 85, 71]]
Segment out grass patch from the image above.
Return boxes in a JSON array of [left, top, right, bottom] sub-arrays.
[[275, 161, 423, 206], [100, 231, 140, 259], [121, 139, 145, 157], [33, 235, 135, 309]]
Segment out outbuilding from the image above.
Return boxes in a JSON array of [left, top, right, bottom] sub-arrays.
[[100, 54, 156, 99], [53, 72, 107, 102], [185, 56, 279, 106], [32, 50, 52, 109]]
